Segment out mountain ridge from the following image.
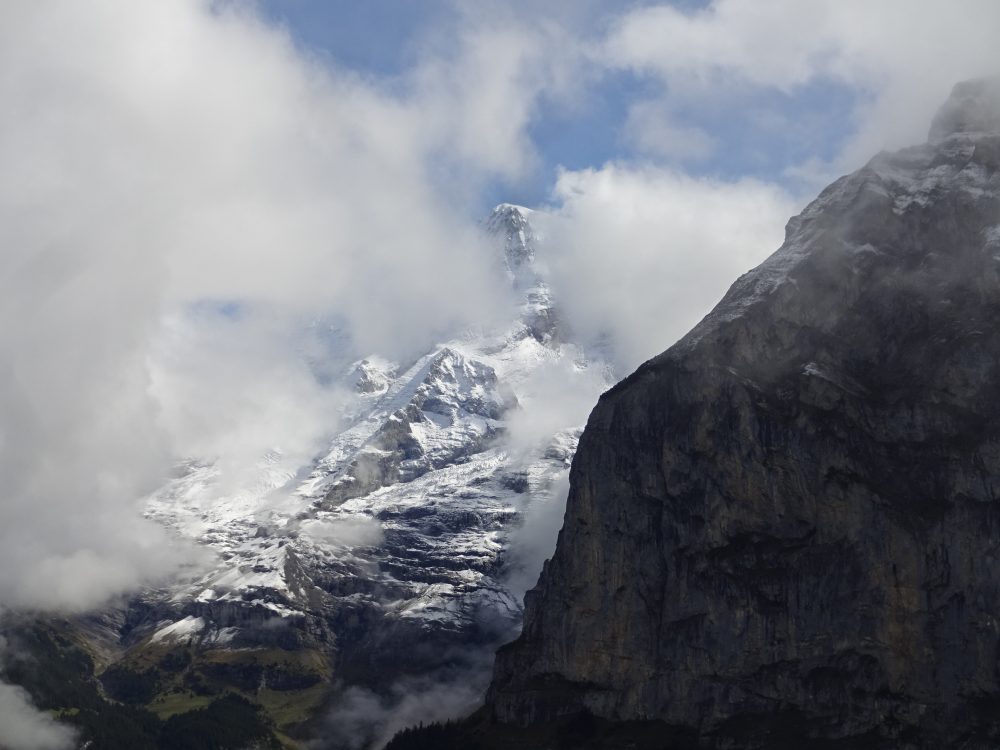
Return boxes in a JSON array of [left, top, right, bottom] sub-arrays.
[[481, 79, 1000, 749], [0, 202, 614, 748]]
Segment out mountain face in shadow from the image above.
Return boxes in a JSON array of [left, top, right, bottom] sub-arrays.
[[483, 79, 1000, 749]]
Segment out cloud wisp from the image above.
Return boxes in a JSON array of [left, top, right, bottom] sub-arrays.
[[320, 667, 489, 750], [604, 0, 1000, 185], [0, 683, 76, 750], [536, 164, 796, 373]]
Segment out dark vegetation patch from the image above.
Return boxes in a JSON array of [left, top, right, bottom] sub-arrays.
[[159, 694, 281, 750], [0, 621, 284, 749]]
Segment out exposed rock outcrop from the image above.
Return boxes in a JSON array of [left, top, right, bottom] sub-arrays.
[[486, 81, 1000, 748]]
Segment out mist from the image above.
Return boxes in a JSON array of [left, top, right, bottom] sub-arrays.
[[0, 0, 564, 615], [538, 166, 796, 373], [319, 666, 491, 750], [0, 683, 76, 750]]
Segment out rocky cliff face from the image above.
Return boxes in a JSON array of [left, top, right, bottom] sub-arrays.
[[486, 80, 1000, 748]]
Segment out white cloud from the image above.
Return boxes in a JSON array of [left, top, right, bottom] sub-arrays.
[[3, 0, 996, 739], [604, 0, 1000, 182], [299, 516, 384, 548], [0, 637, 76, 750], [504, 358, 608, 458], [320, 669, 489, 750], [538, 164, 796, 372], [606, 1, 841, 91], [412, 18, 584, 186], [0, 0, 577, 613], [623, 99, 716, 161], [505, 472, 571, 602], [0, 682, 76, 750], [149, 307, 350, 488]]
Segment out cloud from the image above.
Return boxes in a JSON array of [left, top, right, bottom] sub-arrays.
[[149, 305, 351, 488], [537, 163, 796, 372], [0, 683, 76, 750], [500, 359, 608, 602], [319, 668, 489, 750], [299, 516, 384, 548], [4, 0, 994, 740], [411, 15, 585, 187], [605, 1, 845, 91], [0, 637, 76, 750], [503, 357, 608, 458], [504, 472, 571, 602], [622, 99, 716, 162], [604, 0, 1000, 184], [0, 0, 579, 614]]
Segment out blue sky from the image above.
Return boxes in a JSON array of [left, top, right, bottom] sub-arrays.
[[256, 0, 867, 212], [258, 0, 458, 75]]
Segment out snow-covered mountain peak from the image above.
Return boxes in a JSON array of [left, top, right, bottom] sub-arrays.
[[484, 203, 538, 284], [491, 202, 533, 216], [348, 357, 396, 394], [125, 199, 614, 737], [929, 77, 1000, 142]]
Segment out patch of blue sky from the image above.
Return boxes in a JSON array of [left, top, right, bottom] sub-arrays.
[[188, 299, 247, 320], [661, 78, 864, 185], [490, 68, 664, 209], [486, 74, 862, 211], [255, 0, 862, 210], [256, 0, 456, 76]]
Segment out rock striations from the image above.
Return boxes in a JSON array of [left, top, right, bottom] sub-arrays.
[[486, 81, 1000, 748]]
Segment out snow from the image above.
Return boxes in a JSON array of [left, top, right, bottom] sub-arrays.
[[802, 362, 824, 378], [151, 616, 205, 644], [984, 225, 1000, 247], [140, 202, 615, 641], [204, 627, 240, 646], [492, 202, 534, 216]]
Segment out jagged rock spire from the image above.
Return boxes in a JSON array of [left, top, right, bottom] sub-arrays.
[[929, 77, 1000, 141]]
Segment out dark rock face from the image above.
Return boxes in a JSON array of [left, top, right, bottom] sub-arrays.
[[487, 82, 1000, 748]]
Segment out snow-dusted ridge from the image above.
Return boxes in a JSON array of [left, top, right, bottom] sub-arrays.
[[671, 80, 1000, 358], [133, 204, 613, 698]]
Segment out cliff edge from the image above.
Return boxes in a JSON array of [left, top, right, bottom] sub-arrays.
[[485, 80, 1000, 749]]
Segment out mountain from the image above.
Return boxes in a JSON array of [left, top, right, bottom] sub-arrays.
[[479, 79, 1000, 748], [0, 204, 613, 748]]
